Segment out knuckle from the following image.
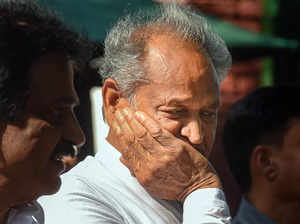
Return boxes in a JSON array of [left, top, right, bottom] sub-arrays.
[[136, 128, 147, 139], [173, 146, 185, 157], [157, 156, 173, 170], [127, 134, 136, 146], [163, 147, 184, 161], [149, 126, 162, 138]]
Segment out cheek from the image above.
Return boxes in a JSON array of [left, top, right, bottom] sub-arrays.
[[203, 120, 217, 145], [274, 157, 300, 196], [278, 157, 298, 178], [156, 117, 182, 135]]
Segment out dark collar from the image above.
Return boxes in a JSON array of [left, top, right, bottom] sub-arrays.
[[233, 198, 276, 224]]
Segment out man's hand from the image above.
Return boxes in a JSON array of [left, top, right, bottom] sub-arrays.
[[112, 106, 221, 202]]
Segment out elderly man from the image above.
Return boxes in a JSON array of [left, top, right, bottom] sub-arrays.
[[40, 3, 232, 224], [0, 0, 89, 223], [223, 85, 300, 224]]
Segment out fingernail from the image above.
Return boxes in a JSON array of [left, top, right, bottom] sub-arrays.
[[123, 108, 132, 119], [113, 122, 121, 134], [116, 110, 124, 122], [135, 111, 144, 121]]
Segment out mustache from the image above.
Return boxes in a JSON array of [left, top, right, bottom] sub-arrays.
[[50, 140, 78, 160]]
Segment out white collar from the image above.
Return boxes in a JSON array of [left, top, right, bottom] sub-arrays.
[[95, 138, 133, 181]]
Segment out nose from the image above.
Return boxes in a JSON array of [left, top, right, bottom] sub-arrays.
[[180, 119, 203, 145], [63, 113, 86, 148]]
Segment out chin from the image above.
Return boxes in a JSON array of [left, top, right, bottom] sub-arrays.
[[14, 177, 61, 206], [30, 175, 62, 201], [41, 176, 62, 196]]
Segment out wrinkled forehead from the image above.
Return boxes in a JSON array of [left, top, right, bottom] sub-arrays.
[[134, 35, 220, 108], [143, 33, 219, 89]]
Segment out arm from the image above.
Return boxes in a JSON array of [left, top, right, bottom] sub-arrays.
[[112, 106, 231, 223]]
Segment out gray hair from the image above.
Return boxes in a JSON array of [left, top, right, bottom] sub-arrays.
[[93, 3, 232, 103]]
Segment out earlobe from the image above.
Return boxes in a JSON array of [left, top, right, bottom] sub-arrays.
[[252, 145, 278, 182]]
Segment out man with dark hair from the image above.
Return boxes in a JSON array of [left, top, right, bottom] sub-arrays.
[[0, 0, 90, 223], [223, 85, 300, 224]]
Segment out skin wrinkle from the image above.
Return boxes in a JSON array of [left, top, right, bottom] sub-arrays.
[[104, 30, 223, 201], [137, 35, 218, 156], [99, 3, 232, 205], [147, 48, 168, 75]]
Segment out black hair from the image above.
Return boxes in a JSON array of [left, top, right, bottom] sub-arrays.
[[0, 0, 91, 121], [223, 85, 300, 194], [75, 40, 104, 89]]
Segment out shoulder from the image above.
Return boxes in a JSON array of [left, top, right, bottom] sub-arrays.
[[39, 156, 126, 224]]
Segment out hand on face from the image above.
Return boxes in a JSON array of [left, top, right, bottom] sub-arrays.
[[111, 104, 221, 202], [0, 113, 63, 206]]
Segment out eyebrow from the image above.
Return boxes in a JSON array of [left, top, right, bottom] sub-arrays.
[[166, 96, 220, 109], [166, 96, 192, 106]]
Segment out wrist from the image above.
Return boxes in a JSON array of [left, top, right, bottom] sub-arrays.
[[177, 172, 222, 202]]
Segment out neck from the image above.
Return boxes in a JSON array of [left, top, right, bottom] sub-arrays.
[[248, 189, 300, 224]]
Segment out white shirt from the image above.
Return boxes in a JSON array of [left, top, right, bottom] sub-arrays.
[[39, 140, 231, 224]]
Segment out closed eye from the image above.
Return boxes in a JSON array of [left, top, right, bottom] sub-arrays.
[[167, 109, 185, 115], [200, 111, 217, 118], [159, 108, 186, 119]]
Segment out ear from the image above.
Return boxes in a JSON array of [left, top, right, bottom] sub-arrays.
[[251, 145, 278, 182], [102, 78, 121, 125]]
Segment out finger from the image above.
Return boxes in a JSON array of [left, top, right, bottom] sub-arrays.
[[122, 107, 147, 139], [121, 107, 159, 153], [117, 108, 156, 158], [114, 109, 136, 148], [111, 118, 130, 161], [111, 119, 135, 167], [135, 111, 178, 148], [134, 111, 208, 157], [113, 109, 145, 168]]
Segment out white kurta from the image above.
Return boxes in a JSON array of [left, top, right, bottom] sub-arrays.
[[39, 140, 231, 224]]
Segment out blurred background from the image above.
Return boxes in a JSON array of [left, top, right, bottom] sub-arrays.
[[39, 0, 300, 216]]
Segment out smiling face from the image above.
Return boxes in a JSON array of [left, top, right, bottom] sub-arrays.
[[0, 52, 85, 205], [134, 34, 220, 156]]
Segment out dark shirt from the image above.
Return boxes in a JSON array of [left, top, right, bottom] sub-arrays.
[[233, 198, 276, 224]]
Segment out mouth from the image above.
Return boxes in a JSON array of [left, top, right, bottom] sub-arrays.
[[50, 140, 78, 162]]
